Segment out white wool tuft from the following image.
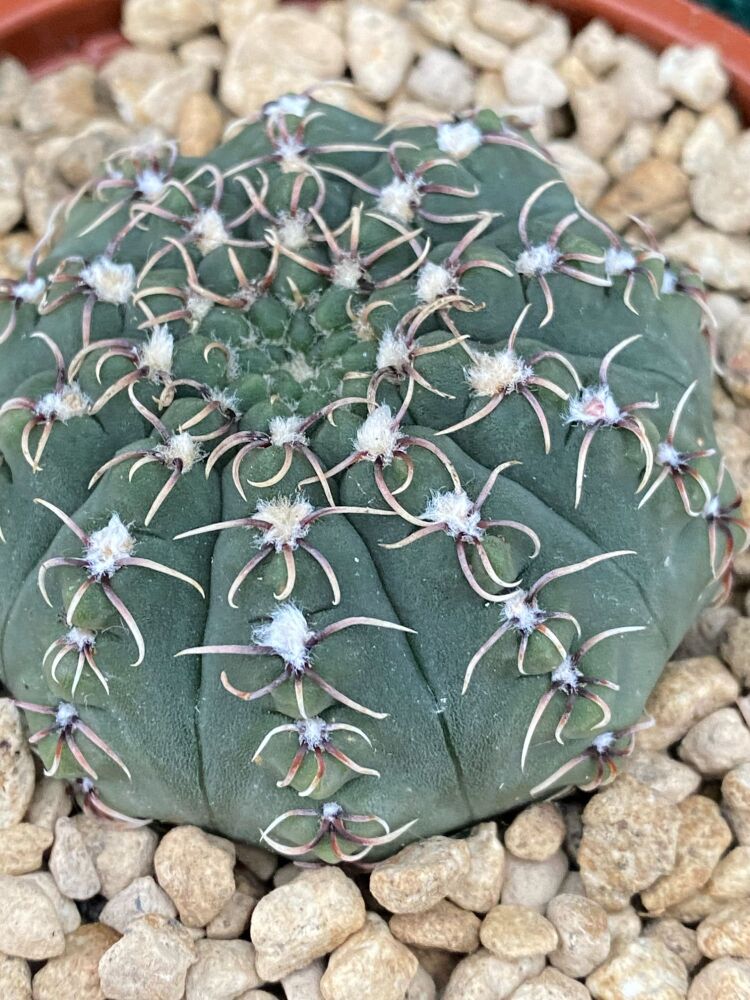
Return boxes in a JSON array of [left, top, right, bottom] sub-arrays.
[[604, 246, 637, 277], [322, 801, 343, 820], [154, 432, 204, 472], [35, 384, 91, 422], [268, 415, 307, 448], [503, 591, 544, 634], [551, 657, 582, 692], [332, 257, 364, 290], [704, 495, 721, 519], [265, 94, 310, 121], [377, 176, 421, 223], [592, 731, 616, 753], [354, 405, 402, 464], [515, 243, 560, 277], [297, 716, 330, 749], [437, 121, 483, 159], [190, 208, 230, 256], [416, 261, 456, 303], [84, 514, 135, 579], [256, 495, 315, 550], [80, 257, 136, 305], [423, 489, 483, 540], [566, 384, 621, 426], [13, 277, 46, 303], [66, 626, 96, 650], [186, 293, 214, 329], [136, 168, 167, 201], [285, 353, 316, 384], [466, 349, 531, 397], [661, 268, 678, 295], [376, 329, 412, 372], [138, 324, 174, 375], [277, 136, 307, 172], [253, 602, 313, 670], [55, 702, 78, 729], [277, 213, 309, 250], [657, 441, 681, 468], [208, 388, 240, 412]]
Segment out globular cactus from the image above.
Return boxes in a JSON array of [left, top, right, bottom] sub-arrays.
[[0, 98, 745, 862]]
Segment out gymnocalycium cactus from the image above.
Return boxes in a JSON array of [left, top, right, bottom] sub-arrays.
[[1, 97, 746, 862]]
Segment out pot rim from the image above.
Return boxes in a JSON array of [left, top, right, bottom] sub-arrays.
[[1, 0, 749, 113]]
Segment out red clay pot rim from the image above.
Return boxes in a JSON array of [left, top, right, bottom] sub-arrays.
[[1, 0, 750, 114]]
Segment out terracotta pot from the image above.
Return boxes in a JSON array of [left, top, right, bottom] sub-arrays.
[[1, 0, 749, 110]]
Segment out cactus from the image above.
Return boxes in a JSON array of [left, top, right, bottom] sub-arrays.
[[0, 98, 745, 862]]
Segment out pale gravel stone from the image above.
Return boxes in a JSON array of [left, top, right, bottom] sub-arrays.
[[570, 18, 619, 75], [0, 58, 29, 125], [347, 4, 415, 102], [721, 617, 750, 684], [688, 958, 750, 998], [308, 81, 385, 122], [412, 0, 470, 47], [122, 0, 216, 48], [99, 876, 178, 934], [272, 863, 301, 889], [217, 0, 276, 40], [406, 48, 474, 112], [282, 958, 325, 999], [655, 108, 699, 161], [0, 823, 53, 875], [177, 92, 224, 157], [18, 871, 80, 934], [443, 951, 545, 1000], [205, 869, 261, 939], [72, 815, 159, 900], [622, 750, 701, 804], [658, 46, 729, 112], [706, 846, 750, 900], [411, 947, 459, 993], [0, 701, 37, 830], [252, 867, 365, 981], [512, 968, 592, 999], [19, 63, 99, 135], [666, 891, 727, 925], [49, 817, 101, 900], [513, 10, 569, 65], [641, 795, 732, 914], [480, 905, 558, 960], [31, 922, 120, 1000], [556, 54, 597, 91], [501, 850, 568, 912], [23, 777, 72, 833], [320, 912, 418, 1000], [610, 38, 674, 122], [389, 899, 481, 953], [233, 842, 278, 882], [184, 938, 261, 999], [448, 822, 505, 914], [546, 894, 610, 978], [596, 157, 689, 233], [154, 825, 235, 928], [0, 953, 32, 1000], [220, 10, 345, 116], [570, 83, 629, 159], [578, 776, 680, 912], [407, 963, 437, 1000], [0, 874, 65, 960], [692, 142, 750, 235], [644, 919, 702, 972], [682, 104, 741, 176], [0, 231, 36, 280], [98, 914, 197, 1000], [678, 707, 750, 777], [503, 55, 567, 109], [697, 901, 750, 959], [639, 656, 740, 751], [586, 937, 688, 1000], [370, 836, 470, 914], [606, 906, 642, 948], [454, 26, 510, 70], [605, 122, 657, 179], [178, 34, 227, 72], [504, 804, 566, 863], [472, 0, 541, 45], [474, 70, 507, 112], [662, 222, 750, 296], [559, 871, 585, 896]]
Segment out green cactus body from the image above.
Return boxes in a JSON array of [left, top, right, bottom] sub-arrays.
[[0, 100, 744, 861]]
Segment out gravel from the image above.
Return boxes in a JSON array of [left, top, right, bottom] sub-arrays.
[[2, 0, 750, 996]]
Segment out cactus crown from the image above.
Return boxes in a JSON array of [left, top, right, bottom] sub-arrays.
[[0, 98, 744, 862]]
